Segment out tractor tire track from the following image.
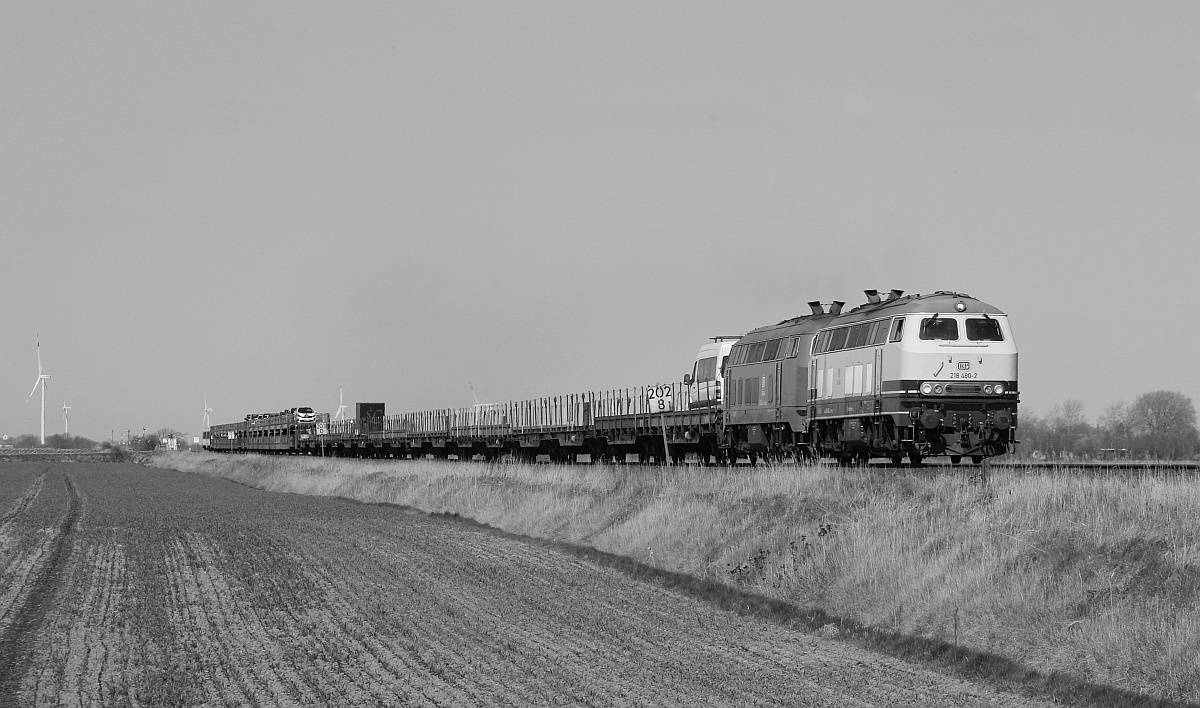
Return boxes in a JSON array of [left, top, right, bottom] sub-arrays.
[[0, 471, 81, 707], [0, 472, 45, 533]]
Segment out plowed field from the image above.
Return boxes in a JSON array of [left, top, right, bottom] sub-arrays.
[[0, 462, 1055, 707]]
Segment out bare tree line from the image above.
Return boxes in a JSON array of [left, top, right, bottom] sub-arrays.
[[1017, 390, 1200, 460]]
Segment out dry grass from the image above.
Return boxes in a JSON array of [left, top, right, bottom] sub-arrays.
[[151, 452, 1200, 702]]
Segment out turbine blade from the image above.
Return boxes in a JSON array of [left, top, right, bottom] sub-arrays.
[[36, 337, 42, 374], [28, 379, 40, 400]]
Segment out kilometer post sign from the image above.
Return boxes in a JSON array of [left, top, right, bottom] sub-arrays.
[[647, 384, 674, 466], [647, 384, 675, 413]]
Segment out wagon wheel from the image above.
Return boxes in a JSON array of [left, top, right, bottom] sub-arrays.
[[950, 455, 962, 465]]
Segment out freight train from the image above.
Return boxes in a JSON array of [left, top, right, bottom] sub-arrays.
[[204, 290, 1019, 465]]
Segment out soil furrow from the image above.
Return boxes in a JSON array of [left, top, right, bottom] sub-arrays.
[[0, 472, 45, 533], [0, 471, 80, 706], [1, 463, 1072, 708]]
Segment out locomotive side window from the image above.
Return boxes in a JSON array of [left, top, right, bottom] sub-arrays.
[[763, 338, 781, 361], [816, 330, 831, 353], [919, 317, 959, 341], [966, 318, 1004, 341], [829, 327, 849, 351], [852, 323, 871, 348], [746, 341, 766, 364], [889, 318, 905, 342], [871, 320, 889, 345], [865, 322, 879, 345], [788, 337, 801, 358], [845, 325, 862, 349]]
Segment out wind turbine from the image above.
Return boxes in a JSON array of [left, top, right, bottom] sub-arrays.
[[62, 400, 71, 436], [26, 337, 50, 445], [333, 386, 347, 421], [203, 398, 213, 429]]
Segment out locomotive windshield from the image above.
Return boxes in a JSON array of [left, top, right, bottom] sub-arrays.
[[919, 317, 959, 341], [694, 356, 718, 382], [966, 318, 1004, 341]]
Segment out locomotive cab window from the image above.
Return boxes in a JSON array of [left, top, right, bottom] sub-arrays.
[[888, 318, 905, 342], [919, 317, 959, 341], [966, 317, 1004, 341]]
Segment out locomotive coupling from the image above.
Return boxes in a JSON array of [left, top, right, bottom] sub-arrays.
[[918, 409, 943, 430]]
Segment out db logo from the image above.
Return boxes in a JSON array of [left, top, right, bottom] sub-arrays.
[[957, 361, 970, 371]]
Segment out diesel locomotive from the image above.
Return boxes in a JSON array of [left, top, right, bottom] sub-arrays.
[[720, 290, 1018, 465], [206, 290, 1018, 465]]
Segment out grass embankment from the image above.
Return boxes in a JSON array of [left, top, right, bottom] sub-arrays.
[[150, 452, 1200, 703]]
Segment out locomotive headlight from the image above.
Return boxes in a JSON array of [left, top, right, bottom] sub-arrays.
[[994, 383, 1005, 395], [920, 382, 933, 395], [955, 301, 966, 312], [983, 385, 994, 394], [933, 384, 944, 395]]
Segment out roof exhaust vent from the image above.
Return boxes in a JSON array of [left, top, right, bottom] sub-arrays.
[[807, 301, 825, 315], [888, 289, 904, 301], [829, 301, 845, 315], [864, 289, 881, 304]]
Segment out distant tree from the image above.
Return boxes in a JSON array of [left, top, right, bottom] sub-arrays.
[[1040, 400, 1094, 458], [1015, 408, 1047, 458], [1050, 400, 1087, 438], [10, 434, 41, 448], [43, 434, 99, 450], [1097, 402, 1134, 452], [1128, 390, 1199, 459], [1019, 392, 1200, 461], [1, 433, 97, 449]]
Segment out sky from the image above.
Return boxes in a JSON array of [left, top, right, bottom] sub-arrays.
[[1, 2, 1198, 442]]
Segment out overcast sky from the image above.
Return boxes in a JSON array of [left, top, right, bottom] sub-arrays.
[[2, 2, 1198, 442]]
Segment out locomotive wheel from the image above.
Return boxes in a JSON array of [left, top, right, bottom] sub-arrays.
[[908, 452, 923, 467]]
